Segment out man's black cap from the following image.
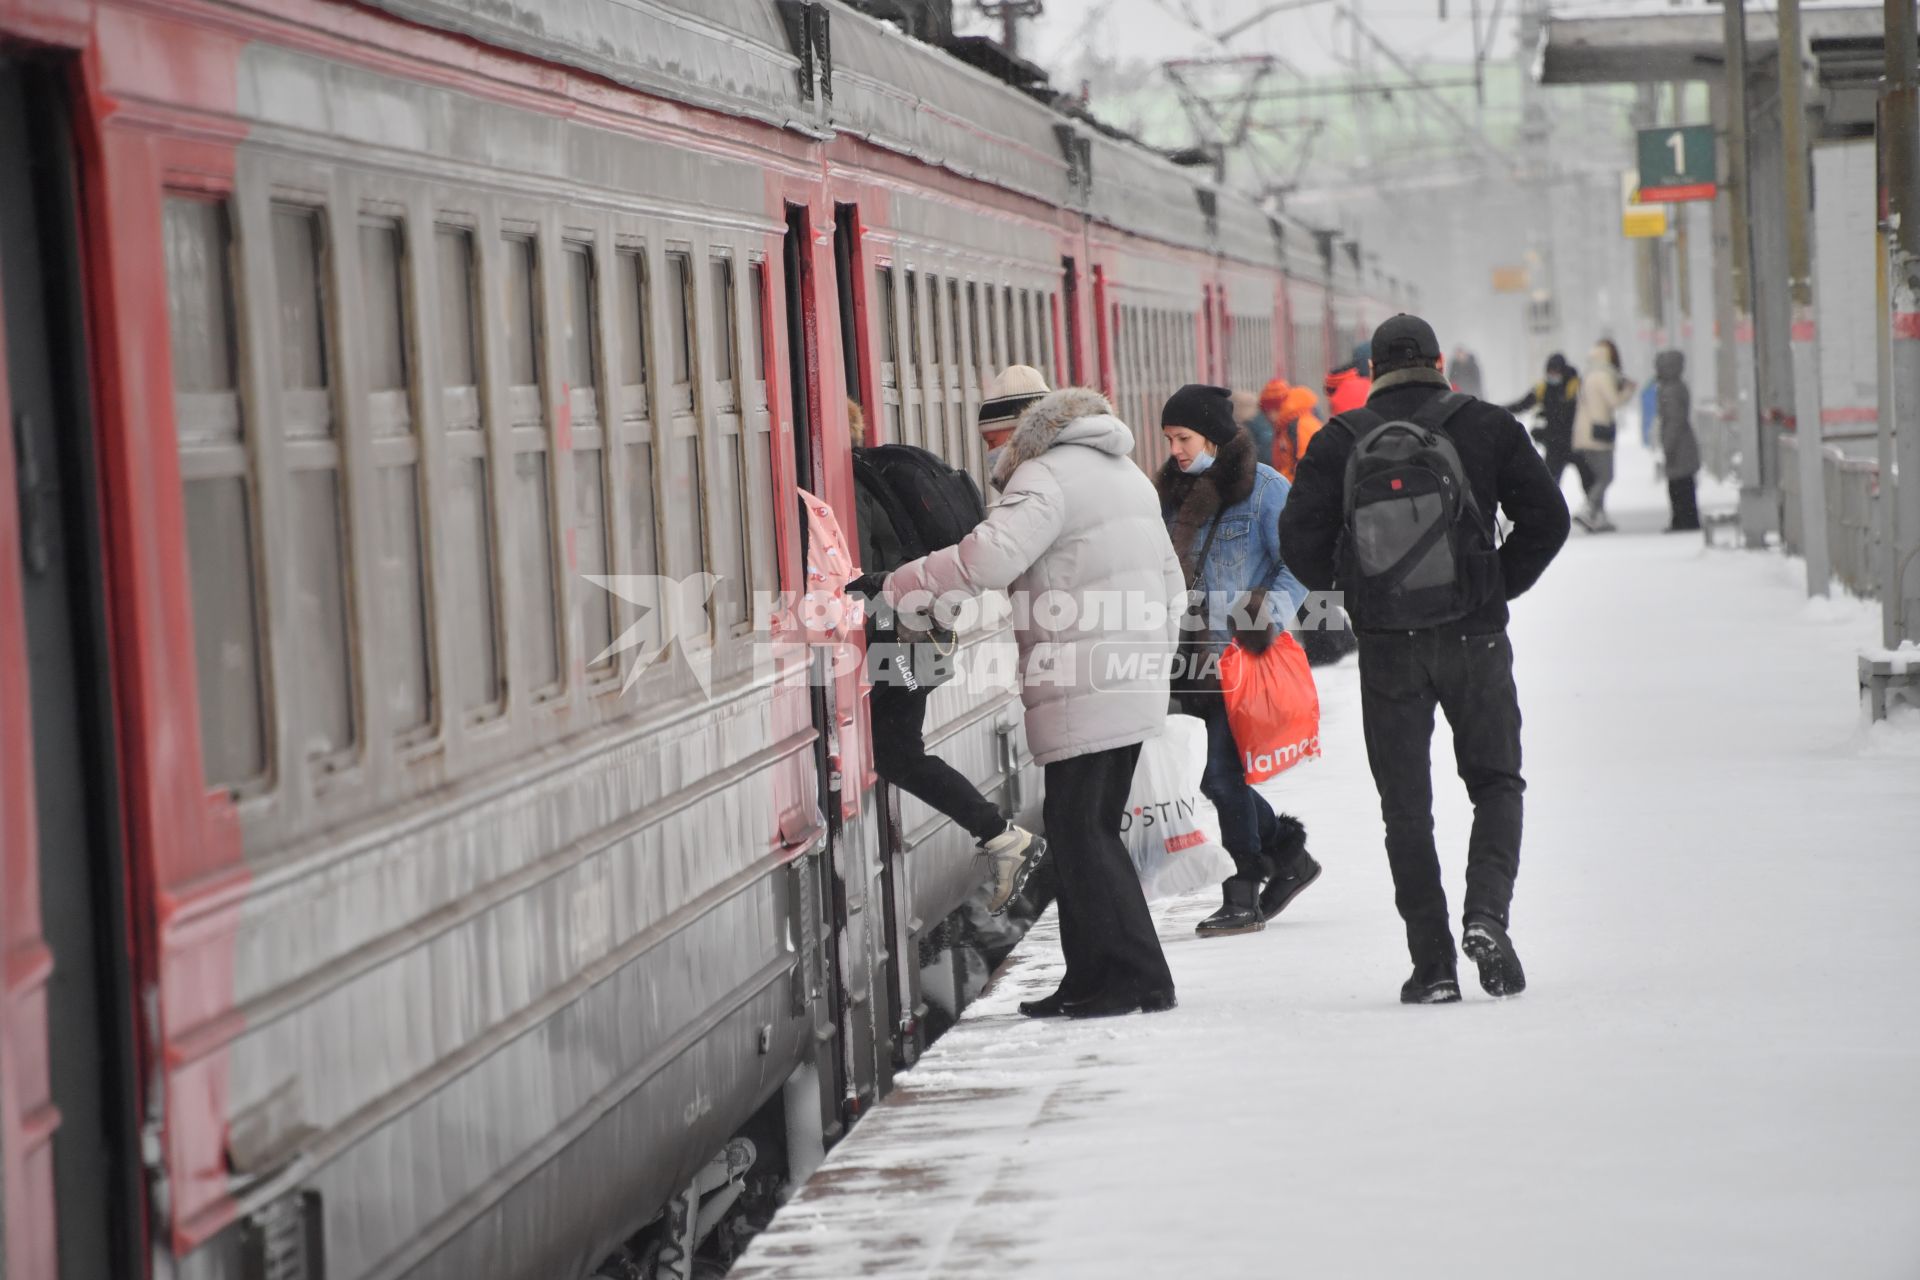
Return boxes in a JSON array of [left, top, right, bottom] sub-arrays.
[[1369, 313, 1442, 369]]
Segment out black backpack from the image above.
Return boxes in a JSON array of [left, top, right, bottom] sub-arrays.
[[859, 443, 986, 555], [850, 449, 971, 691], [1332, 392, 1495, 630]]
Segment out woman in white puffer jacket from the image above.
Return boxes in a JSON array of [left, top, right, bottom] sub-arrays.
[[880, 387, 1187, 1019]]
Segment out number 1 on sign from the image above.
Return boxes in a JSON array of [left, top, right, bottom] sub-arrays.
[[1667, 130, 1685, 174]]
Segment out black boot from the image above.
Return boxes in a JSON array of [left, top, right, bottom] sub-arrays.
[[1400, 959, 1462, 1004], [1258, 816, 1320, 920], [1018, 984, 1085, 1018], [1195, 879, 1264, 937], [1061, 987, 1177, 1019], [1461, 915, 1527, 997]]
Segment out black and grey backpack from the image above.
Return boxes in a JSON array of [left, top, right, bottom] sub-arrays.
[[1331, 392, 1496, 630]]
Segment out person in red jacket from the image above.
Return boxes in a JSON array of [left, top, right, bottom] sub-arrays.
[[1324, 340, 1372, 415]]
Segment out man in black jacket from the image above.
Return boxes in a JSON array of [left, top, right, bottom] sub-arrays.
[[1280, 314, 1570, 1004]]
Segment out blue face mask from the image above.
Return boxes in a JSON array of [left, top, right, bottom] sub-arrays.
[[1180, 450, 1216, 476]]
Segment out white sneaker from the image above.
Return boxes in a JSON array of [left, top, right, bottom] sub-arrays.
[[981, 825, 1044, 915]]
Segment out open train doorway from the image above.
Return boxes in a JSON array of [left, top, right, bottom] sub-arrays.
[[780, 201, 852, 1147], [0, 56, 143, 1280]]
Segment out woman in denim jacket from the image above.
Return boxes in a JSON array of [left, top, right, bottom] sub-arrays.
[[1157, 385, 1320, 937]]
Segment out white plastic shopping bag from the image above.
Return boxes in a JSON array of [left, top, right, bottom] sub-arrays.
[[1121, 715, 1233, 900]]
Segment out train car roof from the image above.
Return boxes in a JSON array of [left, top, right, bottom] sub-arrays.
[[361, 0, 1335, 280]]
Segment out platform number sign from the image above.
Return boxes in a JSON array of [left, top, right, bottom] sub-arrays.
[[1637, 125, 1716, 203]]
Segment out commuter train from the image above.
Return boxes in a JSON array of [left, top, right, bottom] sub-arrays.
[[0, 0, 1411, 1276]]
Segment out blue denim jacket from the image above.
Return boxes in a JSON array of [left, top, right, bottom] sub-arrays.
[[1180, 462, 1309, 648]]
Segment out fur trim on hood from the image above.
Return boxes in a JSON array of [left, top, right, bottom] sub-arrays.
[[1155, 428, 1259, 585], [990, 387, 1127, 489]]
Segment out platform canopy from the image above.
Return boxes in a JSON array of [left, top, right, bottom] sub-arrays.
[[1538, 2, 1899, 139]]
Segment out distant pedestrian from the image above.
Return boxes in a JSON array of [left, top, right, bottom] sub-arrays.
[[1157, 384, 1318, 938], [1450, 346, 1484, 399], [1280, 314, 1570, 1004], [1572, 338, 1633, 532], [1262, 379, 1323, 482], [1503, 352, 1591, 492], [1233, 387, 1271, 463], [1325, 340, 1373, 415], [873, 386, 1187, 1020], [1654, 350, 1702, 532]]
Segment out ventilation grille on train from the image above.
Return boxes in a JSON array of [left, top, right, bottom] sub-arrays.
[[240, 1190, 324, 1280]]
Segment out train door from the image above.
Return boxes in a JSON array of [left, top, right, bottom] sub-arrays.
[[780, 202, 851, 1144], [832, 202, 917, 1073], [0, 57, 143, 1279]]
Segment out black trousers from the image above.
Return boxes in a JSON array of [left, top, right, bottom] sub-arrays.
[[1358, 630, 1526, 966], [869, 681, 1006, 843], [1044, 743, 1175, 1000], [1192, 694, 1281, 886], [1543, 435, 1594, 493], [1667, 475, 1701, 530]]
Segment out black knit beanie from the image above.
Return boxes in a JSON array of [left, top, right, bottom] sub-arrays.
[[1160, 384, 1239, 447]]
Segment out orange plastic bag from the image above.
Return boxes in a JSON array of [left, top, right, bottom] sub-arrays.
[[1217, 633, 1321, 782]]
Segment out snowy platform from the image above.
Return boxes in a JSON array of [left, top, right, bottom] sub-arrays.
[[733, 459, 1920, 1280]]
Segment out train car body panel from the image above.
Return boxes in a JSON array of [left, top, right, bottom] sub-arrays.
[[0, 0, 1400, 1274]]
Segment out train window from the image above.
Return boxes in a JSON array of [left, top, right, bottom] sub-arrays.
[[926, 274, 944, 367], [272, 204, 358, 766], [165, 196, 270, 791], [566, 243, 614, 675], [512, 449, 561, 693], [503, 233, 540, 388], [710, 255, 738, 400], [1049, 293, 1061, 384], [876, 267, 900, 441], [965, 281, 981, 377], [663, 251, 708, 611], [360, 218, 434, 739], [504, 231, 561, 696], [986, 283, 1002, 371], [435, 226, 503, 717], [747, 261, 775, 606], [669, 251, 694, 408], [617, 248, 650, 391], [904, 269, 921, 383], [709, 250, 750, 633], [614, 248, 661, 656], [876, 267, 898, 369], [750, 261, 769, 384], [925, 276, 945, 460]]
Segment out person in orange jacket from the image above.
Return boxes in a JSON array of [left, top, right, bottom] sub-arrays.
[[1263, 380, 1323, 481]]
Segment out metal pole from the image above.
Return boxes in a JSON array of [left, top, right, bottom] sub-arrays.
[[1710, 81, 1742, 479], [1778, 0, 1831, 595], [1723, 0, 1771, 548], [1877, 126, 1897, 643], [1888, 0, 1920, 642]]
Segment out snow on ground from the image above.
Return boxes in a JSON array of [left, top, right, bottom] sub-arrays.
[[733, 432, 1920, 1280]]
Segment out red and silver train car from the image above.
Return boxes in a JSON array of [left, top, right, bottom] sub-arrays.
[[0, 2, 1408, 1276]]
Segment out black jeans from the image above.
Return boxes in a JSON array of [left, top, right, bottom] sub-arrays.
[[869, 681, 1006, 843], [1667, 476, 1700, 530], [1044, 743, 1175, 1000], [1192, 694, 1282, 886], [1358, 630, 1526, 966], [1543, 438, 1594, 493]]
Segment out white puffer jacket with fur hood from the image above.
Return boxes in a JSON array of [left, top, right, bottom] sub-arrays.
[[882, 389, 1185, 765]]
